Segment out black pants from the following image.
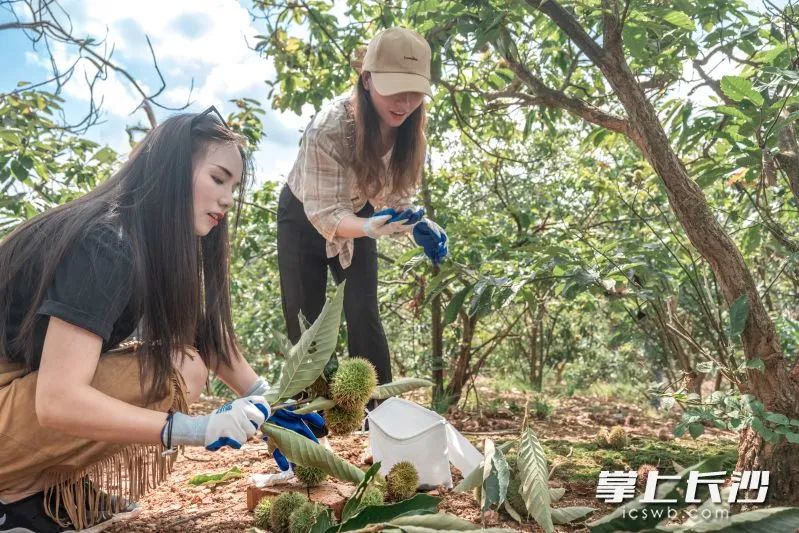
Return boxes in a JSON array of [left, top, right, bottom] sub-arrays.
[[276, 185, 392, 384]]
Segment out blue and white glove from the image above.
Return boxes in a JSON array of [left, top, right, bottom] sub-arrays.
[[413, 218, 448, 265], [362, 213, 409, 238], [265, 408, 327, 471], [166, 396, 270, 451], [374, 207, 425, 226]]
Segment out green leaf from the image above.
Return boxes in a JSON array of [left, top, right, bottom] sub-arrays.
[[267, 281, 345, 403], [549, 487, 566, 502], [751, 418, 776, 441], [423, 271, 454, 306], [188, 466, 243, 486], [469, 282, 495, 319], [715, 105, 751, 121], [310, 509, 335, 533], [294, 397, 337, 415], [622, 25, 647, 60], [728, 294, 749, 343], [480, 439, 510, 511], [785, 431, 799, 444], [402, 254, 427, 276], [766, 412, 790, 425], [333, 494, 440, 532], [261, 423, 365, 484], [720, 76, 764, 106], [517, 428, 554, 532], [371, 377, 435, 400], [454, 441, 516, 492], [297, 310, 312, 335], [341, 463, 383, 522], [678, 507, 799, 532], [380, 515, 516, 533], [550, 506, 596, 525], [662, 10, 695, 30], [688, 422, 705, 438], [389, 513, 479, 530], [444, 285, 472, 326]]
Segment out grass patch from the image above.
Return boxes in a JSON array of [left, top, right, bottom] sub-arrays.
[[543, 436, 738, 485]]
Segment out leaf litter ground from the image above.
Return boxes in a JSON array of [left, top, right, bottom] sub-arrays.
[[106, 381, 737, 532]]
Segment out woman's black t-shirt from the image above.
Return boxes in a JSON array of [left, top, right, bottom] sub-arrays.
[[3, 223, 140, 369]]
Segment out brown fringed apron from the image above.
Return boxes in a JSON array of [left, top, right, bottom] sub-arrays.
[[0, 343, 188, 530]]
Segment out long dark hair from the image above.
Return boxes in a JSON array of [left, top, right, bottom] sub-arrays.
[[348, 75, 426, 199], [0, 113, 252, 401]]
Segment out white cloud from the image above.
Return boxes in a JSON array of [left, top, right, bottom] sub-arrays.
[[162, 55, 274, 108], [63, 0, 259, 66], [42, 0, 265, 117]]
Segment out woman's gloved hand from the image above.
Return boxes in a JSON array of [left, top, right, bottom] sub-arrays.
[[264, 408, 327, 471], [362, 213, 408, 238], [413, 218, 448, 265], [374, 207, 425, 226], [165, 396, 270, 451]]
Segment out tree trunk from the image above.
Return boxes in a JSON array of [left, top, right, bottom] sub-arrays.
[[554, 360, 567, 385], [420, 166, 445, 405], [529, 313, 540, 391], [530, 0, 799, 502], [535, 312, 545, 391], [444, 313, 476, 406], [430, 275, 445, 405]]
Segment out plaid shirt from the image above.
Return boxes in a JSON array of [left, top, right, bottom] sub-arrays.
[[286, 95, 415, 269]]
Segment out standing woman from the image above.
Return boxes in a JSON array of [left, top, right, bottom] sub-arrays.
[[278, 27, 447, 386], [0, 110, 273, 532]]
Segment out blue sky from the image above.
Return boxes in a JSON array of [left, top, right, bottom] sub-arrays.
[[0, 0, 787, 185]]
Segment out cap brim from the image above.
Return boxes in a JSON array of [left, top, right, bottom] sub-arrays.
[[371, 72, 432, 98]]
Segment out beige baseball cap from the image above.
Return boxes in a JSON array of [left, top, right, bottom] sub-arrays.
[[362, 27, 432, 98]]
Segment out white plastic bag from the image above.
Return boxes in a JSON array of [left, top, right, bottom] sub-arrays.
[[367, 397, 481, 489]]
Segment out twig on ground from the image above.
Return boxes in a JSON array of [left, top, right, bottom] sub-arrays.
[[460, 429, 520, 436], [181, 452, 213, 462], [521, 395, 531, 430], [164, 506, 227, 529]]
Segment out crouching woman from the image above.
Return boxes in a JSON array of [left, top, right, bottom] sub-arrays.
[[0, 110, 271, 531]]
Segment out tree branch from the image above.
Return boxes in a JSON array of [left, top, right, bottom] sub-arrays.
[[1, 0, 191, 132], [601, 0, 624, 60], [501, 52, 630, 135]]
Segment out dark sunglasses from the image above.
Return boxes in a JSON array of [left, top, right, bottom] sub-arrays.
[[194, 105, 230, 129]]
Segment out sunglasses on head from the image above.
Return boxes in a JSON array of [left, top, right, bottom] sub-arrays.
[[194, 105, 230, 129]]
